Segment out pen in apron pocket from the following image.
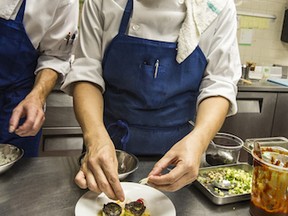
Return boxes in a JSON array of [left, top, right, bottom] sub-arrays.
[[70, 33, 76, 45], [65, 32, 71, 45]]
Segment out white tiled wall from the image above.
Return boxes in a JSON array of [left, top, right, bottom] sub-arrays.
[[236, 0, 288, 66]]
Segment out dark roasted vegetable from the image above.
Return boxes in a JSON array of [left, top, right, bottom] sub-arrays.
[[124, 200, 146, 216], [102, 202, 123, 216]]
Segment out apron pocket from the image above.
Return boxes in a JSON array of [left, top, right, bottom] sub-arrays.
[[139, 61, 168, 108]]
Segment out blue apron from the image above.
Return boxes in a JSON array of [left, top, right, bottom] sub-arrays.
[[102, 0, 207, 155], [0, 0, 41, 157]]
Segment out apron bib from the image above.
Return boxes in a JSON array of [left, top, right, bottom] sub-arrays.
[[103, 0, 207, 155], [0, 0, 41, 157]]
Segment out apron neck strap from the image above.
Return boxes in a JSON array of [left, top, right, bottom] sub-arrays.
[[118, 0, 133, 35], [15, 0, 26, 23]]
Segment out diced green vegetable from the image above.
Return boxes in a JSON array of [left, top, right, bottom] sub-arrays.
[[197, 167, 252, 196]]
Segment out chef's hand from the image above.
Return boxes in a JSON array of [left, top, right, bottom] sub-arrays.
[[75, 141, 125, 202], [9, 94, 45, 137], [147, 133, 206, 191]]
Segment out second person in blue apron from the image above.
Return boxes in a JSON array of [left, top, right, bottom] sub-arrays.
[[62, 0, 241, 201], [0, 0, 78, 157]]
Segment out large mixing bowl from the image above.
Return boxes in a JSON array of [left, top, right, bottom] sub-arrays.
[[0, 144, 24, 175]]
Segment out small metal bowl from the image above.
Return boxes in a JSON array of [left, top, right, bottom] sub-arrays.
[[0, 144, 24, 175], [79, 149, 139, 180], [116, 149, 139, 180]]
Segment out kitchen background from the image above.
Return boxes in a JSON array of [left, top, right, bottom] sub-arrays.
[[79, 0, 288, 66], [236, 0, 288, 67], [40, 0, 288, 156]]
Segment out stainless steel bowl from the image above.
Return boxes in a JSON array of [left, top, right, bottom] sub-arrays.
[[116, 149, 139, 180], [79, 149, 139, 180], [0, 144, 24, 175]]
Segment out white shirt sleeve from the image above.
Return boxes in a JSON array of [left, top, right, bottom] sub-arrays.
[[198, 0, 241, 116], [0, 0, 79, 81], [32, 0, 79, 80], [61, 0, 109, 95]]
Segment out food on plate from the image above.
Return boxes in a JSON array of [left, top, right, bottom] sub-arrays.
[[100, 199, 150, 216], [102, 202, 124, 216], [197, 167, 252, 196], [124, 199, 146, 216]]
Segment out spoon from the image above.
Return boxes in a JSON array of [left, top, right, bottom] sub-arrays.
[[262, 150, 288, 167], [253, 142, 262, 159], [212, 179, 237, 190]]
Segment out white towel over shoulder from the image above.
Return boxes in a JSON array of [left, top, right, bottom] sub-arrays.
[[177, 0, 229, 63]]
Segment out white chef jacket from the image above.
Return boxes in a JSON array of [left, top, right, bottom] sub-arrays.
[[62, 0, 241, 116], [0, 0, 79, 79]]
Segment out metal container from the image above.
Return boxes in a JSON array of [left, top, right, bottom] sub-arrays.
[[79, 149, 139, 180], [205, 133, 244, 166], [250, 147, 288, 216], [243, 137, 288, 164], [194, 163, 253, 205], [0, 144, 23, 175], [116, 149, 139, 180]]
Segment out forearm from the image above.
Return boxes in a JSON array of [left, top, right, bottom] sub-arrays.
[[72, 82, 109, 149], [189, 96, 230, 153], [28, 68, 58, 105]]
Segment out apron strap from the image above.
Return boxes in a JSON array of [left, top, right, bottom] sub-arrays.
[[107, 120, 130, 151], [118, 0, 133, 35], [15, 0, 26, 23]]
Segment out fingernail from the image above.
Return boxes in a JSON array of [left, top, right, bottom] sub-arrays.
[[9, 126, 14, 133], [120, 196, 125, 202]]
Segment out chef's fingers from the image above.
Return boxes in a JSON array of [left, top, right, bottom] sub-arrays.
[[14, 107, 45, 136], [149, 161, 199, 192], [101, 164, 125, 201], [89, 154, 125, 201], [9, 106, 24, 133], [75, 170, 88, 189], [148, 153, 176, 176], [85, 171, 102, 194], [149, 172, 194, 192], [27, 109, 45, 135], [85, 149, 125, 201], [149, 160, 186, 186], [75, 168, 103, 194], [92, 166, 124, 201]]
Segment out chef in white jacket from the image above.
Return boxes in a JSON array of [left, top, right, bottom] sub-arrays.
[[62, 0, 241, 201], [0, 0, 78, 157]]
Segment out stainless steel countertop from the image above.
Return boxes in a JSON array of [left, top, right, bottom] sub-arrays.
[[0, 156, 251, 216], [238, 79, 288, 92]]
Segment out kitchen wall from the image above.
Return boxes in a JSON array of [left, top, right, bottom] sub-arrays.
[[236, 0, 288, 67]]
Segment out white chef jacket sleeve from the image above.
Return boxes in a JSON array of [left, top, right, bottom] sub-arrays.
[[198, 1, 241, 116], [61, 0, 105, 95], [35, 0, 79, 81]]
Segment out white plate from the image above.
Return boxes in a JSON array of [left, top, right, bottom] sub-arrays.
[[75, 182, 176, 216]]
